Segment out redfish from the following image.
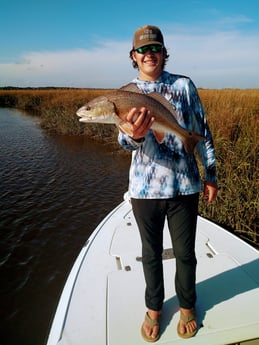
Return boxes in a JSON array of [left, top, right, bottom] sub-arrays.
[[76, 83, 204, 153]]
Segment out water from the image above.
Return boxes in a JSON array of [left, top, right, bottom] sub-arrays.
[[0, 108, 131, 345]]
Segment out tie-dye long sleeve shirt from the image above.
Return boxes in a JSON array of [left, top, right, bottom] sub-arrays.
[[118, 71, 217, 199]]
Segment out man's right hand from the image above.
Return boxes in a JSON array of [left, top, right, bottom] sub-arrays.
[[126, 107, 155, 140]]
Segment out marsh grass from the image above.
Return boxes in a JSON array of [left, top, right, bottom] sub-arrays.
[[0, 88, 258, 246], [198, 89, 258, 246]]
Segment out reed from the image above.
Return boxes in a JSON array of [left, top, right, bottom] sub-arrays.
[[198, 89, 258, 246], [0, 88, 258, 246]]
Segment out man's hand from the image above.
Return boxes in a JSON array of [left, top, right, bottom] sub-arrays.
[[126, 107, 155, 140], [203, 181, 218, 203]]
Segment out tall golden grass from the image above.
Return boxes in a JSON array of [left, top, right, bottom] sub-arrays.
[[0, 88, 258, 247], [198, 89, 258, 247]]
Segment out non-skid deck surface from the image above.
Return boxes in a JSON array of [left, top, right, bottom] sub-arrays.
[[51, 201, 259, 345]]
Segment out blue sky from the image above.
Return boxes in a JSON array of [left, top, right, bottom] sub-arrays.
[[1, 0, 259, 88]]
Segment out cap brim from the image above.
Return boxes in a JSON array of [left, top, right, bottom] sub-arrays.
[[134, 41, 163, 49]]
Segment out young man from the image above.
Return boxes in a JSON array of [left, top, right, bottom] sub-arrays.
[[118, 25, 217, 342]]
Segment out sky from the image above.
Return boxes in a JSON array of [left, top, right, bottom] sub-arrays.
[[1, 0, 259, 89]]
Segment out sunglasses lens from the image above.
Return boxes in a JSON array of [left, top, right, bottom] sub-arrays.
[[136, 45, 162, 54], [136, 46, 148, 54], [151, 45, 162, 53]]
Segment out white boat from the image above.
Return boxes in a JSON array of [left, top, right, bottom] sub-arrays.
[[47, 196, 259, 345]]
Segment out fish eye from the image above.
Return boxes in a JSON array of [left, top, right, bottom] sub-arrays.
[[86, 106, 91, 111]]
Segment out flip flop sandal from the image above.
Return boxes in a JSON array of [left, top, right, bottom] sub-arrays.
[[141, 312, 160, 342], [177, 309, 197, 339]]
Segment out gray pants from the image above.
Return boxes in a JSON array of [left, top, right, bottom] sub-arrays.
[[131, 193, 199, 311]]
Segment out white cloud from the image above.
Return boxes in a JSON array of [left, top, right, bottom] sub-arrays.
[[0, 41, 135, 88], [1, 29, 259, 89], [165, 30, 259, 88]]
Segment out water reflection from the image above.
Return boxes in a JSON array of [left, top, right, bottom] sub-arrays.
[[0, 108, 130, 345]]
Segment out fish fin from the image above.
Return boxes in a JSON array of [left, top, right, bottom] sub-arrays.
[[118, 121, 134, 136], [153, 130, 166, 143], [120, 83, 142, 94], [148, 92, 177, 119]]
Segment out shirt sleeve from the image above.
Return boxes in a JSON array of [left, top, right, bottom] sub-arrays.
[[118, 131, 145, 150], [188, 80, 217, 183]]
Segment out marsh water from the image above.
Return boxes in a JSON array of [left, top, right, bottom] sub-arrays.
[[0, 108, 130, 345]]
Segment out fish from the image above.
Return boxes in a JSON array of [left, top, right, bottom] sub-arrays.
[[76, 83, 205, 153]]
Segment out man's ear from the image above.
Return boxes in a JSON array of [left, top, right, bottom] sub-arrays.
[[131, 51, 137, 62]]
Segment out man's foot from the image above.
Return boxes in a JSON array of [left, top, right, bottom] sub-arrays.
[[141, 310, 161, 342], [177, 308, 197, 338]]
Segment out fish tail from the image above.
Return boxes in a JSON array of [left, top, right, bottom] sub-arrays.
[[182, 132, 205, 153]]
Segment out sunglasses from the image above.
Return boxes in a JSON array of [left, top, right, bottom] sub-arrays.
[[135, 44, 163, 54]]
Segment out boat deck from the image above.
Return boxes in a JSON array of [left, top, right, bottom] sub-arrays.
[[47, 199, 259, 345]]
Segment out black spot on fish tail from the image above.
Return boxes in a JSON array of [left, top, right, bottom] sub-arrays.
[[183, 132, 205, 153]]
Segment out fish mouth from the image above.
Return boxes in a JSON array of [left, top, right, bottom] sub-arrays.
[[76, 107, 87, 116], [78, 116, 92, 122], [76, 109, 101, 121], [78, 114, 110, 123]]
